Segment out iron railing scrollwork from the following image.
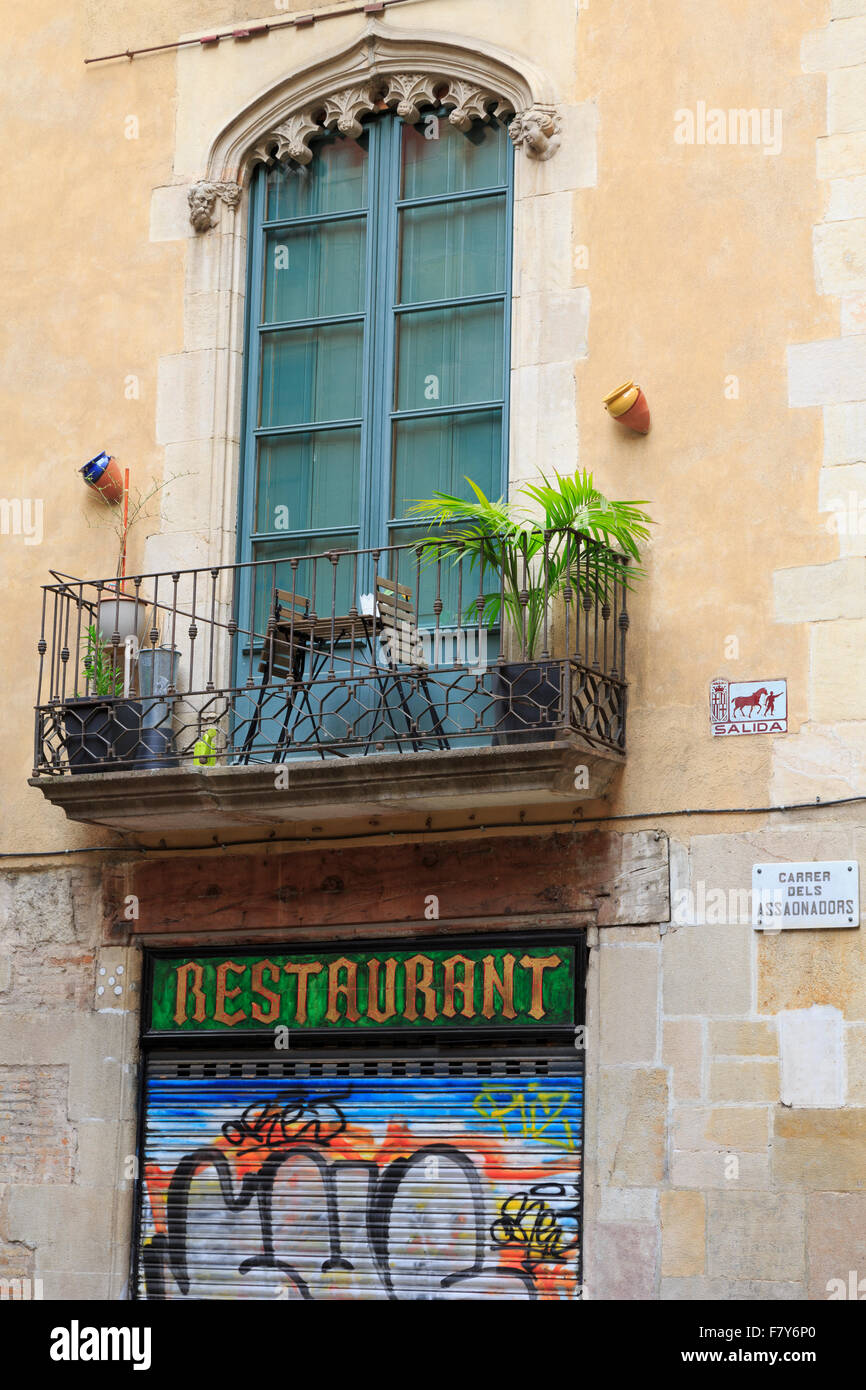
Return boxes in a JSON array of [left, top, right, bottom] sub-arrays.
[[33, 530, 629, 775]]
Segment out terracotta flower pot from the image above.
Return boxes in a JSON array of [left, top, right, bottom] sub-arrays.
[[80, 452, 125, 504], [603, 381, 651, 434]]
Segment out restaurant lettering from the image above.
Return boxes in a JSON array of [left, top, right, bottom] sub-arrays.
[[149, 946, 575, 1034]]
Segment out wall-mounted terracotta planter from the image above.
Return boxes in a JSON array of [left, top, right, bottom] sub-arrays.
[[80, 451, 124, 504], [603, 381, 651, 434]]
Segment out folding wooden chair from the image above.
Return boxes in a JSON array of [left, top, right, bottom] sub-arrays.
[[364, 575, 450, 752], [240, 588, 311, 762]]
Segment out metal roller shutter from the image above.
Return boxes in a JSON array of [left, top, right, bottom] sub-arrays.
[[136, 1052, 583, 1301]]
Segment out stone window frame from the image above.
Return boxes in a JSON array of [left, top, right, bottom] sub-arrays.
[[149, 19, 568, 676]]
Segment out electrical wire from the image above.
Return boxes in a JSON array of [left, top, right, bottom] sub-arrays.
[[85, 0, 427, 65], [1, 792, 863, 861]]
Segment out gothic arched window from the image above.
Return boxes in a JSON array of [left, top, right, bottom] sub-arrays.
[[238, 106, 513, 625]]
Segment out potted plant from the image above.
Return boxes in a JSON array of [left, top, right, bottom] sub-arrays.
[[63, 625, 142, 773], [409, 470, 652, 743], [96, 588, 143, 646], [83, 469, 191, 644]]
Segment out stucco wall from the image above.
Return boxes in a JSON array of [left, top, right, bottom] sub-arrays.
[[3, 0, 858, 850]]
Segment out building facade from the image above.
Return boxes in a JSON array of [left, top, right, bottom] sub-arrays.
[[2, 0, 865, 1300]]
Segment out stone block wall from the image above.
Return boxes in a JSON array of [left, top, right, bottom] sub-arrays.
[[584, 816, 866, 1301], [0, 868, 139, 1300], [3, 818, 866, 1299], [778, 0, 866, 804]]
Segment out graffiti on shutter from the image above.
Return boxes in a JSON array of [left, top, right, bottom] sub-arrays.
[[138, 1057, 583, 1300]]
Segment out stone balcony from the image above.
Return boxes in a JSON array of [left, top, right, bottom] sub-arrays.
[[31, 533, 629, 830]]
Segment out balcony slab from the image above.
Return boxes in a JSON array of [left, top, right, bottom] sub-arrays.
[[30, 737, 624, 832]]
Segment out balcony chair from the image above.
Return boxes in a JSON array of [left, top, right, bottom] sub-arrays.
[[239, 588, 316, 762], [363, 575, 450, 754]]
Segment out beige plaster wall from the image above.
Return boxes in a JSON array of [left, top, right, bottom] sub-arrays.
[[1, 0, 856, 855]]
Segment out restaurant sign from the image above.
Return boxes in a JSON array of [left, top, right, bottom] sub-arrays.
[[148, 945, 576, 1035]]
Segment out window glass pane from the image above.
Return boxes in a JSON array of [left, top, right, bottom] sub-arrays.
[[260, 323, 363, 427], [265, 133, 368, 219], [385, 526, 479, 630], [395, 304, 504, 411], [255, 430, 360, 533], [263, 221, 366, 322], [401, 116, 508, 199], [251, 534, 360, 634], [398, 196, 505, 304], [242, 117, 510, 686], [391, 409, 502, 519]]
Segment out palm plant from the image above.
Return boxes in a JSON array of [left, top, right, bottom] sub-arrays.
[[408, 469, 652, 660]]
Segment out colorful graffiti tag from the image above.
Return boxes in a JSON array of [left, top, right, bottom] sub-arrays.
[[138, 1070, 583, 1300]]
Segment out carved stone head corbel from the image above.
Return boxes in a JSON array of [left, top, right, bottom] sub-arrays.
[[187, 181, 242, 233], [508, 105, 561, 161]]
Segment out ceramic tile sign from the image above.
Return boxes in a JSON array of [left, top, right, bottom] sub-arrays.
[[709, 677, 787, 735], [752, 860, 859, 930]]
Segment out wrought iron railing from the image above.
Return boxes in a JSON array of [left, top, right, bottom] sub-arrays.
[[33, 530, 629, 775]]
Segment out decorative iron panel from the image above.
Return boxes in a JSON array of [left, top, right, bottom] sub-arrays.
[[34, 529, 630, 776]]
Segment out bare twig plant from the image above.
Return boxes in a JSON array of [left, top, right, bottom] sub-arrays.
[[83, 471, 193, 583]]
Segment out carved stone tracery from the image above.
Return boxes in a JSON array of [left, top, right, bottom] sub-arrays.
[[188, 22, 562, 229], [240, 72, 516, 181], [441, 79, 499, 133], [321, 83, 379, 139], [250, 110, 321, 167], [381, 72, 442, 124]]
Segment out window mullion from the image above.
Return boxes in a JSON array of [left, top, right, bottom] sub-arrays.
[[239, 169, 266, 573], [260, 312, 366, 332], [501, 136, 516, 503], [356, 126, 378, 561], [363, 116, 400, 556], [261, 207, 368, 230], [395, 184, 507, 210], [233, 167, 268, 689]]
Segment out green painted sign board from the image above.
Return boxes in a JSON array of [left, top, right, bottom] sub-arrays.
[[149, 945, 575, 1034]]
